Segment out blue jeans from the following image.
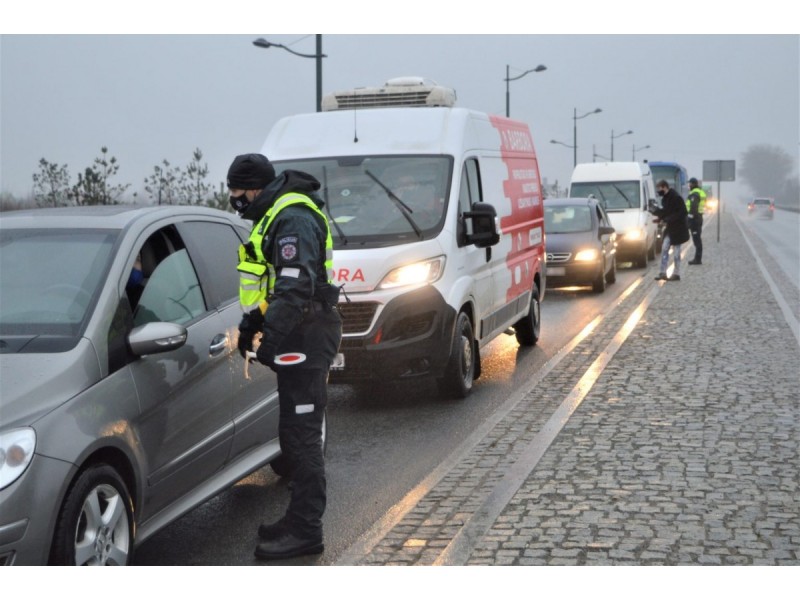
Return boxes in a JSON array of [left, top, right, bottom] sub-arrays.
[[659, 233, 682, 275]]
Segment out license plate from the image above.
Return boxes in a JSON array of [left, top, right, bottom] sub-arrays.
[[330, 353, 345, 370], [547, 266, 566, 276]]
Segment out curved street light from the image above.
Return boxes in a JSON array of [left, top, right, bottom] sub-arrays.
[[253, 35, 326, 112], [632, 144, 651, 161], [610, 129, 633, 161], [550, 139, 576, 149], [505, 64, 547, 118], [593, 144, 611, 162], [573, 108, 602, 166]]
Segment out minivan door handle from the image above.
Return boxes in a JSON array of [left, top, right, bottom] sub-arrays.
[[209, 334, 227, 356]]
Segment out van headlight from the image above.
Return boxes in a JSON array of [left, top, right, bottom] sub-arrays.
[[574, 249, 599, 262], [624, 227, 645, 241], [0, 428, 36, 490], [378, 256, 445, 289]]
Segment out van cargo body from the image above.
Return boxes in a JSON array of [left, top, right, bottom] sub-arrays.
[[262, 104, 545, 397], [568, 162, 657, 268]]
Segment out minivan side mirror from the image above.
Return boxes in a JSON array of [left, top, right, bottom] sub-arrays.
[[599, 225, 615, 237], [464, 202, 500, 248], [128, 321, 188, 356]]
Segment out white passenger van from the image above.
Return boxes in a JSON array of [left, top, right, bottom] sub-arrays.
[[261, 77, 545, 398], [568, 161, 657, 268]]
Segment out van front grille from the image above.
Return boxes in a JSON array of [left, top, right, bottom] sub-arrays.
[[337, 302, 379, 334]]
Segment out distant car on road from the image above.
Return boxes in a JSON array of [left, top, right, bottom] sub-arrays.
[[748, 197, 774, 219], [0, 205, 299, 565], [544, 197, 617, 293]]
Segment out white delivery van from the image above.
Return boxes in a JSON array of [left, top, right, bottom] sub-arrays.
[[261, 77, 545, 398], [568, 162, 657, 268]]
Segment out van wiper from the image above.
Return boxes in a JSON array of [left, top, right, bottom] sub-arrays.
[[322, 166, 348, 246], [611, 184, 634, 208], [364, 169, 423, 239]]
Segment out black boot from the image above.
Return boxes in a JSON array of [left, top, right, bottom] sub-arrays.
[[258, 518, 289, 540], [254, 531, 324, 560]]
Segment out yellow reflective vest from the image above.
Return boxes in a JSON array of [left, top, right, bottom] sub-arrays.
[[238, 192, 334, 314], [686, 187, 707, 215]]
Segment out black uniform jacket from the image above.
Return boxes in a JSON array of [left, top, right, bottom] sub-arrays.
[[241, 170, 339, 349], [654, 188, 690, 245]]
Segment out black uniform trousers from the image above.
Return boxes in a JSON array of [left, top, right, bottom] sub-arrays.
[[690, 213, 703, 261], [274, 303, 342, 539]]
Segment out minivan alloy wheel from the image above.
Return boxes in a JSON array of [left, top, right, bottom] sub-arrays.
[[50, 464, 134, 565]]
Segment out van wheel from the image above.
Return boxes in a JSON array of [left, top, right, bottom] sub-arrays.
[[635, 245, 648, 268], [514, 282, 541, 346], [50, 464, 134, 565], [647, 239, 656, 260], [270, 409, 328, 477], [437, 311, 475, 399]]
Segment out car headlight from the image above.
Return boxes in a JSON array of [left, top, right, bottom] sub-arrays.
[[624, 228, 645, 241], [0, 428, 36, 490], [574, 249, 599, 262], [378, 256, 445, 289]]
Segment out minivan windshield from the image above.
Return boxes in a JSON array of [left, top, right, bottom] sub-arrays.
[[544, 205, 593, 233], [570, 181, 640, 210], [0, 229, 118, 343], [272, 155, 453, 248]]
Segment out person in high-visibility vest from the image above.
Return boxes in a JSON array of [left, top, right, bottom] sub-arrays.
[[686, 177, 707, 265], [227, 153, 342, 561]]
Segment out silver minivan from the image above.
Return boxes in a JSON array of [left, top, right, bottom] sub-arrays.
[[0, 206, 293, 565]]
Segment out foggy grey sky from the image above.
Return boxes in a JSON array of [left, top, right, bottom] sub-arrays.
[[2, 7, 798, 203]]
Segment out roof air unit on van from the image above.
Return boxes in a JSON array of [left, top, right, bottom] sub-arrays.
[[321, 77, 457, 111]]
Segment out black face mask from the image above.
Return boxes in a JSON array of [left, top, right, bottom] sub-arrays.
[[657, 189, 666, 197], [229, 193, 249, 214]]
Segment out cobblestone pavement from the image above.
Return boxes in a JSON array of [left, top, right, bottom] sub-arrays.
[[340, 212, 800, 566]]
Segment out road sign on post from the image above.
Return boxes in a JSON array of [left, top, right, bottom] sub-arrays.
[[703, 160, 735, 242]]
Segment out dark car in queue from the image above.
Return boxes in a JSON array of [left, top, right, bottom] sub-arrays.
[[0, 205, 306, 565], [544, 197, 617, 293]]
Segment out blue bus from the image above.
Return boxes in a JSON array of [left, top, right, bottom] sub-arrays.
[[648, 161, 689, 199], [647, 161, 689, 252]]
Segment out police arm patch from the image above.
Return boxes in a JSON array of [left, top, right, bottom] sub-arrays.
[[277, 233, 300, 264]]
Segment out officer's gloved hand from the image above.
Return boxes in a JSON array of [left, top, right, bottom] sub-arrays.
[[256, 340, 278, 370], [237, 309, 264, 358]]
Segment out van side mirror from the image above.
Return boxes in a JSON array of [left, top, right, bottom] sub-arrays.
[[464, 202, 500, 248]]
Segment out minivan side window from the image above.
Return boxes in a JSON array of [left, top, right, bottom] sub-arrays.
[[134, 248, 205, 327]]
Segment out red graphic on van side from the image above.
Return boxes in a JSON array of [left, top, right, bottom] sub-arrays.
[[489, 115, 543, 303]]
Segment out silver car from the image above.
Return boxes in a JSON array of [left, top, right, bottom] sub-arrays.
[[0, 206, 294, 565]]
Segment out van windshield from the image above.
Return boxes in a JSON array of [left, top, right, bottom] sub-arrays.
[[272, 155, 453, 248], [570, 181, 640, 210]]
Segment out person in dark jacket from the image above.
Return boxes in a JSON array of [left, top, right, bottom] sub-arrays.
[[651, 179, 690, 281], [227, 153, 342, 560]]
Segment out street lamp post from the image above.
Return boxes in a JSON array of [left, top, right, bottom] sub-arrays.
[[253, 35, 326, 112], [610, 129, 633, 161], [505, 63, 547, 118], [573, 107, 602, 166], [632, 144, 650, 161]]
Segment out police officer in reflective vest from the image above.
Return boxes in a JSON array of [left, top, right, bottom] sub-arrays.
[[686, 177, 707, 265], [227, 153, 342, 561]]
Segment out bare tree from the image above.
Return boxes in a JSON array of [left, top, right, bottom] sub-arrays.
[[32, 159, 72, 207], [144, 160, 181, 205], [739, 144, 796, 204], [178, 148, 214, 205], [71, 147, 130, 205]]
